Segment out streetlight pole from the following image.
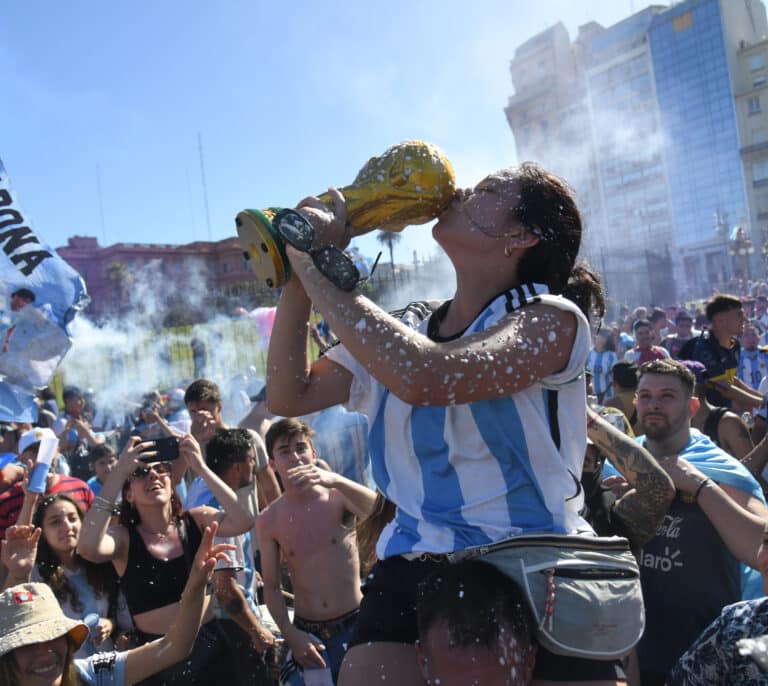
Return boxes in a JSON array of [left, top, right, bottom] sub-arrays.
[[714, 209, 731, 285], [729, 226, 754, 292]]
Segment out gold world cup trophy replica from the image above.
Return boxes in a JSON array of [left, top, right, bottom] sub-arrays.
[[235, 140, 456, 290]]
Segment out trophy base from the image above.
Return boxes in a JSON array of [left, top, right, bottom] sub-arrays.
[[236, 209, 290, 289]]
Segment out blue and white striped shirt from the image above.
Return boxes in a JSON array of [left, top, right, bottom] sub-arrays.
[[327, 284, 594, 558], [737, 348, 768, 390], [586, 349, 617, 398]]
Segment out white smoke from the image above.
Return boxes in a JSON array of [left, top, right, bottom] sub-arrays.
[[59, 257, 271, 425]]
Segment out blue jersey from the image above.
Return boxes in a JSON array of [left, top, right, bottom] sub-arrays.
[[327, 283, 593, 559], [738, 348, 768, 390], [586, 349, 617, 398]]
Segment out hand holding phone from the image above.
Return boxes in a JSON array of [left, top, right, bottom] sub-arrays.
[[138, 436, 180, 462]]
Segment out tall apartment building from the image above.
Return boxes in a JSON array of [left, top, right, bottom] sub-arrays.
[[505, 0, 768, 304], [735, 35, 768, 279]]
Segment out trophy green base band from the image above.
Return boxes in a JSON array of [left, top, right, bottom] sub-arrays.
[[236, 208, 290, 289]]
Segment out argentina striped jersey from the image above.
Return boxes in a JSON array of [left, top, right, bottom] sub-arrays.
[[326, 283, 594, 558], [586, 349, 617, 398]]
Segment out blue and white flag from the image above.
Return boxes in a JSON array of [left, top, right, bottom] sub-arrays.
[[0, 157, 89, 421]]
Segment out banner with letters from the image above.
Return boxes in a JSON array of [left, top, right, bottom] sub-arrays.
[[0, 157, 89, 422]]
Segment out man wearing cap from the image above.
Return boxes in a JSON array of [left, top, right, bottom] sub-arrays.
[[0, 427, 93, 541], [52, 386, 105, 481]]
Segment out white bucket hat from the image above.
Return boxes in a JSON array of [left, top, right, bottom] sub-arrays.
[[0, 583, 87, 658]]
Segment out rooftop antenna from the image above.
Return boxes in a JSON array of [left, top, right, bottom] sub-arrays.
[[197, 132, 213, 241]]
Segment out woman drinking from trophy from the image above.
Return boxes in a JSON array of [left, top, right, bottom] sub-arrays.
[[266, 156, 633, 686]]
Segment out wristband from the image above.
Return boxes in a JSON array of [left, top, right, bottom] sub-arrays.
[[273, 209, 364, 291], [693, 478, 712, 502]]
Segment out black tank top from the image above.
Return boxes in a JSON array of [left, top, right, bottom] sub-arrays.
[[702, 406, 729, 448], [120, 513, 202, 616]]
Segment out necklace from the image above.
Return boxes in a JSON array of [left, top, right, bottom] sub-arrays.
[[138, 522, 176, 541]]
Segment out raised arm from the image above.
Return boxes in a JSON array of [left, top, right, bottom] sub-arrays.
[[0, 525, 41, 590], [266, 275, 353, 417], [79, 437, 150, 565], [289, 247, 578, 406], [123, 522, 232, 683], [659, 456, 766, 568], [16, 485, 39, 528], [710, 377, 763, 410], [587, 408, 675, 546], [251, 431, 280, 508], [180, 435, 254, 537], [285, 463, 377, 519]]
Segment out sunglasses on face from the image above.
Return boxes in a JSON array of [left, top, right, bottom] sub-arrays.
[[130, 462, 172, 480]]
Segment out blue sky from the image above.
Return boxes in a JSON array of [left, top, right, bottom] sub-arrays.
[[2, 1, 665, 268]]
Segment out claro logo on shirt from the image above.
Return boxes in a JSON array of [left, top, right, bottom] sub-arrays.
[[640, 546, 684, 572]]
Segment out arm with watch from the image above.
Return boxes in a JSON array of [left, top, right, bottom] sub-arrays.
[[658, 455, 767, 569]]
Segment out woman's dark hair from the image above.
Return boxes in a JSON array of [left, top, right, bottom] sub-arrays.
[[356, 492, 396, 577], [33, 494, 118, 616], [502, 162, 604, 321]]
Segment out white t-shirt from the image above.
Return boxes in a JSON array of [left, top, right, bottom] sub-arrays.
[[74, 651, 126, 685]]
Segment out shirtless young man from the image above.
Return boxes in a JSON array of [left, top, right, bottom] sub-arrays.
[[256, 418, 376, 685]]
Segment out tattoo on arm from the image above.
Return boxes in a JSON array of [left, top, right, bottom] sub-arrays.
[[587, 410, 674, 545]]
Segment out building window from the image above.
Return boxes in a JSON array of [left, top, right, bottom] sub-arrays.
[[749, 96, 762, 115], [755, 77, 768, 88], [753, 160, 768, 183], [751, 54, 765, 71], [673, 12, 693, 32], [755, 130, 767, 144]]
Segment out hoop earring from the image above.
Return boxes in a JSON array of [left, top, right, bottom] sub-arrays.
[[504, 245, 513, 258]]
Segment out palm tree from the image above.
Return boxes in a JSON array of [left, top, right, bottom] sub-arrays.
[[105, 261, 133, 311], [376, 231, 401, 282]]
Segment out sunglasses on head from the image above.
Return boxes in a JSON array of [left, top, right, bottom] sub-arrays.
[[130, 462, 172, 480]]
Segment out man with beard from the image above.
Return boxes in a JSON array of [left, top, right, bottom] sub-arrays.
[[603, 359, 768, 685]]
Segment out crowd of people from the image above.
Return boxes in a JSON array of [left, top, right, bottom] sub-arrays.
[[3, 161, 768, 685]]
